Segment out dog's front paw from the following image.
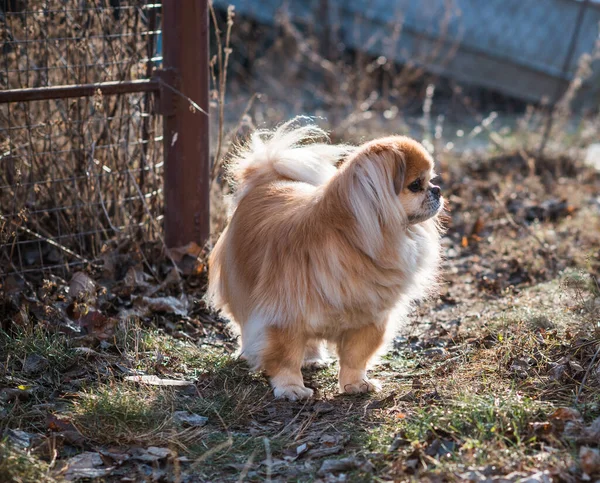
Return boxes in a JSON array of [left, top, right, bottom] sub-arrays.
[[339, 368, 381, 394], [273, 384, 314, 401], [340, 378, 381, 394]]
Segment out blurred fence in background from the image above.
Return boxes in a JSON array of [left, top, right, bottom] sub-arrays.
[[216, 0, 600, 107]]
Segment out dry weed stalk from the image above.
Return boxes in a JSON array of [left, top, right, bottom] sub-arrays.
[[209, 2, 235, 179]]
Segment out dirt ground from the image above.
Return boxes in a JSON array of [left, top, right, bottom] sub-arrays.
[[1, 148, 599, 482]]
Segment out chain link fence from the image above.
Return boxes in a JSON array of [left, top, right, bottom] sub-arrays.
[[0, 1, 165, 281]]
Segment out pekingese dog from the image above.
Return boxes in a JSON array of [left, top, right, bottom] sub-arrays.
[[208, 118, 444, 400]]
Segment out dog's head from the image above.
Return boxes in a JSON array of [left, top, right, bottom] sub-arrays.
[[360, 136, 443, 225]]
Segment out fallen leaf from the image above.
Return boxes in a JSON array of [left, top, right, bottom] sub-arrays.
[[99, 450, 131, 465], [579, 417, 600, 444], [77, 309, 117, 342], [319, 435, 338, 447], [367, 392, 396, 410], [569, 360, 584, 372], [167, 242, 203, 263], [398, 390, 416, 402], [47, 414, 78, 433], [124, 375, 193, 387], [0, 387, 32, 402], [173, 411, 208, 427], [31, 434, 64, 459], [509, 357, 532, 378], [64, 452, 113, 480], [136, 296, 188, 317], [73, 347, 103, 358], [564, 416, 600, 444], [306, 445, 343, 459], [549, 407, 582, 422], [295, 443, 309, 456], [123, 266, 153, 290], [470, 217, 485, 237], [3, 429, 34, 449], [505, 470, 551, 482], [459, 470, 486, 482], [69, 272, 96, 300], [530, 421, 553, 436], [389, 435, 410, 451], [313, 401, 334, 414], [144, 267, 182, 296], [129, 446, 172, 462], [58, 430, 86, 447]]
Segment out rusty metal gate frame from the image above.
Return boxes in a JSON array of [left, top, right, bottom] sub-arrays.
[[0, 0, 210, 256]]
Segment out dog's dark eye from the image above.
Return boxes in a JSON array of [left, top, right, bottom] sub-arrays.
[[408, 179, 422, 192]]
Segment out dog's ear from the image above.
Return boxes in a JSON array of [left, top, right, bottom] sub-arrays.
[[392, 149, 406, 195]]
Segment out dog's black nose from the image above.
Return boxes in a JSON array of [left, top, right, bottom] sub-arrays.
[[430, 185, 441, 198]]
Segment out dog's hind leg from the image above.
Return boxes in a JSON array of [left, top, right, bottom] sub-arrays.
[[302, 339, 328, 368]]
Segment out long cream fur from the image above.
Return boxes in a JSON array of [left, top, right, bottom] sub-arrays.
[[208, 118, 443, 400]]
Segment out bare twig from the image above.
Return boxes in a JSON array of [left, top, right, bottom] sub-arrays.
[[208, 2, 235, 178], [263, 437, 272, 483], [87, 141, 120, 234], [211, 93, 259, 179], [237, 448, 258, 483], [156, 77, 208, 116]]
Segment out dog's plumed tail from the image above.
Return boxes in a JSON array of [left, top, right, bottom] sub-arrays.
[[227, 117, 354, 204]]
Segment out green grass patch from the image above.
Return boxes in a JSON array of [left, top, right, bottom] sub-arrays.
[[400, 393, 548, 446], [0, 327, 76, 374]]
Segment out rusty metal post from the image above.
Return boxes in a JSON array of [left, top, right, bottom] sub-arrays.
[[161, 0, 210, 248]]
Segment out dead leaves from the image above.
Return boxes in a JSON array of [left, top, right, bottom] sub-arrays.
[[547, 356, 586, 382], [529, 407, 600, 476], [60, 446, 177, 481], [283, 433, 350, 463], [63, 452, 113, 480]]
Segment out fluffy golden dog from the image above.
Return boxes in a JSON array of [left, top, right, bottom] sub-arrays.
[[208, 119, 444, 400]]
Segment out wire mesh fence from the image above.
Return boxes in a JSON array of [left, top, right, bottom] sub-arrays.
[[0, 1, 164, 281]]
